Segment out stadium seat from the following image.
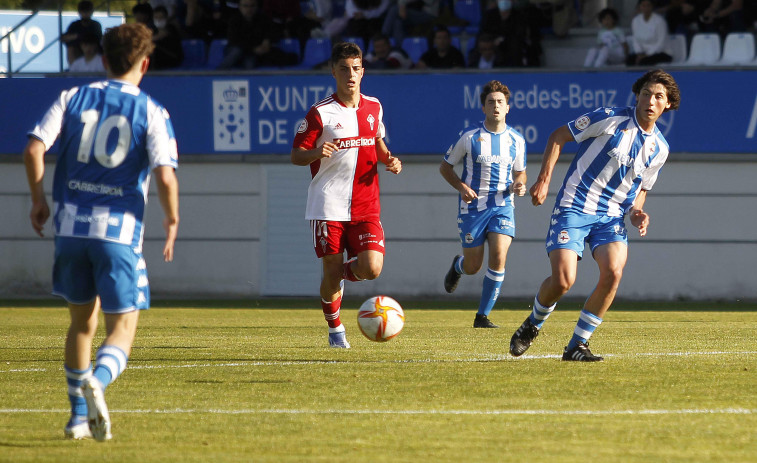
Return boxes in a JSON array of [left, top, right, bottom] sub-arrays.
[[299, 38, 331, 69], [451, 0, 482, 36], [668, 34, 687, 63], [206, 39, 227, 69], [342, 36, 365, 52], [279, 37, 302, 63], [684, 33, 721, 65], [180, 39, 206, 69], [401, 36, 429, 64], [718, 32, 756, 65]]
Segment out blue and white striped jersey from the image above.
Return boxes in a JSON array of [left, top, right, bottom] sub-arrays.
[[444, 122, 526, 214], [29, 80, 178, 249], [556, 106, 669, 217]]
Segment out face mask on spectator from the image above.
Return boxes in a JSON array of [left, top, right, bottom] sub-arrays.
[[497, 0, 511, 11], [155, 19, 167, 29]]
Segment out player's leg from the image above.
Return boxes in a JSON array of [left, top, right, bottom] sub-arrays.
[[343, 220, 385, 282], [63, 299, 99, 440], [321, 253, 350, 348], [348, 249, 384, 281], [444, 211, 486, 293], [563, 241, 627, 361]]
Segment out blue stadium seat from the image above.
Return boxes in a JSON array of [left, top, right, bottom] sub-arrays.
[[299, 38, 331, 69], [452, 0, 481, 36], [401, 36, 429, 64], [181, 39, 206, 69], [279, 38, 302, 63], [342, 36, 366, 52], [206, 39, 227, 69]]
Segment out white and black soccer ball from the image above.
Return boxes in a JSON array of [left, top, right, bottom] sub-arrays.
[[357, 296, 405, 342]]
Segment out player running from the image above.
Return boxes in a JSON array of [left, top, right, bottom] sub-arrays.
[[440, 80, 527, 328], [509, 69, 680, 361], [23, 23, 179, 440], [291, 42, 402, 348]]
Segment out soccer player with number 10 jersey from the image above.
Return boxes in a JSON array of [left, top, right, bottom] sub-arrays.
[[291, 42, 402, 348], [23, 23, 179, 440], [509, 69, 681, 362]]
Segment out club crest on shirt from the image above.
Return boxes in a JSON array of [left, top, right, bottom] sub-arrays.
[[297, 119, 308, 133], [367, 114, 375, 131], [575, 115, 590, 131]]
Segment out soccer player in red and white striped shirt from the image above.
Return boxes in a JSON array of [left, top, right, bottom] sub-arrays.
[[291, 41, 401, 348]]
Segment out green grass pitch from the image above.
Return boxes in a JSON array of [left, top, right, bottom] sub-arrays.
[[1, 299, 756, 462]]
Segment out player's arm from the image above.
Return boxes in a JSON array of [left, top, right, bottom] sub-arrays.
[[153, 165, 180, 262], [439, 160, 477, 204], [530, 125, 573, 206], [629, 189, 650, 237], [23, 137, 50, 237], [290, 143, 339, 166], [376, 137, 401, 174], [512, 169, 527, 196]]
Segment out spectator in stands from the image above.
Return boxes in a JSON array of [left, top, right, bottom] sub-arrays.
[[68, 32, 105, 73], [480, 0, 542, 67], [626, 0, 672, 65], [343, 0, 392, 45], [382, 0, 440, 46], [415, 25, 465, 69], [180, 0, 226, 41], [364, 33, 413, 69], [262, 0, 319, 46], [61, 1, 103, 67], [584, 7, 628, 67], [219, 0, 298, 69], [150, 0, 179, 23], [467, 33, 506, 69], [151, 5, 184, 69], [699, 0, 745, 36], [133, 2, 157, 32], [657, 0, 706, 35]]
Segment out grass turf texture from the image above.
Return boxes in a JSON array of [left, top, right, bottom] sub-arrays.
[[1, 300, 756, 462]]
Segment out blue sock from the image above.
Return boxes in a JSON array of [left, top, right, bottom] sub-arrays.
[[454, 255, 464, 274], [567, 309, 603, 349], [477, 269, 504, 316], [528, 296, 556, 329], [64, 365, 91, 418], [93, 345, 128, 390]]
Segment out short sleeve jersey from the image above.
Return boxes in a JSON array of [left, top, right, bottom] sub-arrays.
[[556, 106, 669, 217], [292, 93, 386, 221], [444, 122, 526, 214], [29, 80, 178, 248]]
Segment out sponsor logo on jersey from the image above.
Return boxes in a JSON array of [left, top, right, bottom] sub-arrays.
[[334, 123, 343, 130], [475, 154, 505, 163], [359, 233, 376, 240], [607, 147, 634, 167], [334, 137, 376, 149], [68, 180, 124, 197], [499, 219, 513, 229], [575, 115, 590, 131], [558, 230, 570, 244]]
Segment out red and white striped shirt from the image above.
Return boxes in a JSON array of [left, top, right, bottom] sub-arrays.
[[293, 93, 386, 221]]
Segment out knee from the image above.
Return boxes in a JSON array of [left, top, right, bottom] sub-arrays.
[[462, 260, 482, 275], [361, 261, 383, 280], [552, 273, 575, 295], [600, 266, 624, 288]]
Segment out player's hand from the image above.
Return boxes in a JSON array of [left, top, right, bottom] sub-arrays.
[[512, 182, 526, 196], [385, 154, 402, 174], [530, 178, 549, 206], [29, 199, 50, 237], [629, 208, 649, 237], [460, 184, 478, 204], [162, 217, 179, 262], [319, 141, 338, 159]]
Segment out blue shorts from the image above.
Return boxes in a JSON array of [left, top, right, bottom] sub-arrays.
[[546, 209, 627, 259], [458, 205, 515, 248], [53, 237, 150, 313]]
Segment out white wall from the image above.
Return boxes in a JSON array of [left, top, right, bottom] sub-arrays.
[[2, 156, 756, 301]]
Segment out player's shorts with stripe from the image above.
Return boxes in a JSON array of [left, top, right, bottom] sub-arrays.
[[53, 237, 150, 313], [458, 205, 515, 248], [311, 219, 385, 258], [546, 208, 627, 259]]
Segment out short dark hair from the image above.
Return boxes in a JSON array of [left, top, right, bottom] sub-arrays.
[[102, 23, 154, 76], [598, 8, 619, 23], [77, 1, 93, 12], [480, 80, 511, 106], [331, 41, 362, 66], [632, 69, 681, 111]]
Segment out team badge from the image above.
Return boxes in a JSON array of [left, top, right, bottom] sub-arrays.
[[575, 115, 590, 131], [558, 230, 570, 244], [465, 233, 474, 244], [367, 114, 375, 131], [297, 119, 308, 133]]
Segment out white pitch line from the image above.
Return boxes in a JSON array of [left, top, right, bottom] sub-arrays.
[[1, 350, 756, 374], [1, 408, 755, 416]]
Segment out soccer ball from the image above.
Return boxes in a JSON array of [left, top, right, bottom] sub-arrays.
[[357, 296, 405, 342]]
